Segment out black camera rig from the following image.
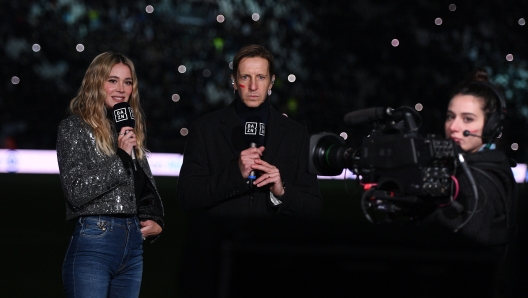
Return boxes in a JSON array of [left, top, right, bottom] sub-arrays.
[[309, 106, 457, 223]]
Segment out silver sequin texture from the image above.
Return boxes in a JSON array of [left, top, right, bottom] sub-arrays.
[[56, 115, 159, 220]]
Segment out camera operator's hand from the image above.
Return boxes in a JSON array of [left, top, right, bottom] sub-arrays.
[[239, 146, 264, 179], [251, 159, 285, 197]]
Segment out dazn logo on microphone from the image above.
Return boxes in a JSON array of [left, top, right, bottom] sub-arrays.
[[114, 108, 128, 122], [245, 122, 258, 135], [114, 107, 134, 122]]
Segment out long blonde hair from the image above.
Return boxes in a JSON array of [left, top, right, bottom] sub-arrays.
[[69, 52, 147, 159]]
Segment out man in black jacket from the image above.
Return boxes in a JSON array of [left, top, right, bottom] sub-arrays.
[[176, 44, 322, 217]]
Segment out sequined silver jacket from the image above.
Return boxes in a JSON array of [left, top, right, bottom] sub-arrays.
[[57, 114, 163, 222]]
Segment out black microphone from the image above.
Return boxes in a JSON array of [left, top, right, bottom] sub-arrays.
[[112, 102, 137, 171], [244, 116, 266, 181], [343, 107, 393, 125], [463, 130, 482, 138]]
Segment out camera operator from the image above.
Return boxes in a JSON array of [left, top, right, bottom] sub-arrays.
[[422, 69, 517, 251]]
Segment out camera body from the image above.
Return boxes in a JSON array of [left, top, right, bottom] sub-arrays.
[[358, 133, 455, 199], [309, 106, 457, 222]]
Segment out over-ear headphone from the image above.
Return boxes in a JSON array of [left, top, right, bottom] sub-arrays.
[[480, 81, 507, 142]]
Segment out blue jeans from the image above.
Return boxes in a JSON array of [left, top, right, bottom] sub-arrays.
[[63, 215, 144, 298]]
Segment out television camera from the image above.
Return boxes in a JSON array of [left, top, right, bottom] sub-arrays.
[[309, 106, 457, 223]]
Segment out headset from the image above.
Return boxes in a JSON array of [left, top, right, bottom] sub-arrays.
[[480, 81, 507, 142]]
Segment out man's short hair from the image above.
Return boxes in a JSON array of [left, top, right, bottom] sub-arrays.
[[232, 44, 275, 77]]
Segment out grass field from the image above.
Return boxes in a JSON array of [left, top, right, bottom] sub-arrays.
[[2, 174, 526, 297]]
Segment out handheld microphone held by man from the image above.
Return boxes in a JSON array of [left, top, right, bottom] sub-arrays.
[[244, 116, 266, 181], [112, 102, 137, 171]]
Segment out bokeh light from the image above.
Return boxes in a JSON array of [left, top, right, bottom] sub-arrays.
[[339, 132, 348, 140], [391, 39, 399, 47], [435, 18, 442, 25], [178, 65, 186, 73], [76, 44, 85, 52], [11, 76, 20, 84], [32, 44, 41, 52], [288, 74, 296, 82], [229, 62, 233, 69], [512, 143, 519, 151], [415, 103, 423, 111], [252, 13, 260, 21], [146, 5, 154, 13], [519, 18, 526, 26], [203, 69, 211, 77], [217, 15, 225, 23], [449, 4, 456, 11], [180, 128, 189, 136], [506, 54, 514, 61], [172, 94, 180, 102]]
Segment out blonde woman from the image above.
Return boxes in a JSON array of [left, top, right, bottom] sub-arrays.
[[57, 52, 163, 297]]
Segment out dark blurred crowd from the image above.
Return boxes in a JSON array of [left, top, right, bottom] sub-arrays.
[[1, 0, 528, 162]]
